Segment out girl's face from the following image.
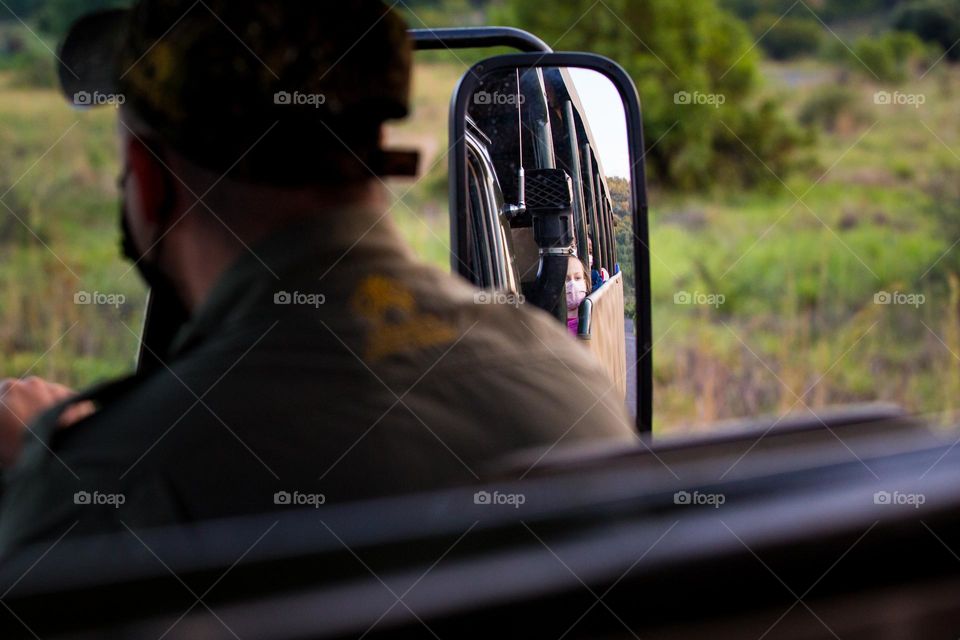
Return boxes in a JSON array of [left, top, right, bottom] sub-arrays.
[[566, 259, 586, 284], [565, 257, 588, 311]]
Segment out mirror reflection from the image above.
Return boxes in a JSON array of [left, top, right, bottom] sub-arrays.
[[465, 67, 636, 416]]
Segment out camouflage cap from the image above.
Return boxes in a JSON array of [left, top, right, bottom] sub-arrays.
[[58, 0, 416, 184]]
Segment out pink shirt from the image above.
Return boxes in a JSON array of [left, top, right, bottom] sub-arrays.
[[567, 316, 579, 336]]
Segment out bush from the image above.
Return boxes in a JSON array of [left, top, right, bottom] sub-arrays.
[[849, 30, 934, 82], [0, 26, 57, 88], [854, 37, 905, 82], [31, 0, 133, 39], [715, 98, 809, 188], [497, 0, 809, 190], [724, 0, 913, 22], [894, 0, 960, 62], [751, 14, 824, 60], [8, 51, 57, 88], [798, 85, 870, 132]]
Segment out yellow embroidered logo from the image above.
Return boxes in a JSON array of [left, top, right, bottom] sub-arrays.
[[351, 275, 459, 362]]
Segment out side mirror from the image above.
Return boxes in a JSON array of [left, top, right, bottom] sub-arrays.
[[450, 53, 652, 432]]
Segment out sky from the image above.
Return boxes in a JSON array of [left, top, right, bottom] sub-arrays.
[[569, 68, 631, 180]]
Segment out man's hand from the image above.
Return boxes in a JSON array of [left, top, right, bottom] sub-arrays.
[[0, 377, 95, 468]]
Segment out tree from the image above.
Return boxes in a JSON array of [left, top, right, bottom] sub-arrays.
[[722, 0, 907, 22], [894, 0, 960, 61], [497, 0, 806, 189], [849, 30, 932, 82], [35, 0, 132, 37], [0, 0, 133, 38], [751, 15, 824, 60]]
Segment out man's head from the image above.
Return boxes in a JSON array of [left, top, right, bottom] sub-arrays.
[[59, 1, 416, 305]]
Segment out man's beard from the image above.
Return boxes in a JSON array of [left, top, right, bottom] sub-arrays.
[[120, 202, 179, 299]]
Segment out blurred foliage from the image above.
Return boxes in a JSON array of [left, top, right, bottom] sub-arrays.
[[0, 25, 56, 87], [924, 163, 960, 279], [0, 77, 145, 386], [496, 0, 809, 190], [1, 0, 132, 38], [798, 85, 871, 132], [749, 14, 824, 60], [608, 178, 635, 318], [722, 0, 908, 22], [401, 0, 486, 27], [894, 0, 960, 61], [849, 30, 937, 82]]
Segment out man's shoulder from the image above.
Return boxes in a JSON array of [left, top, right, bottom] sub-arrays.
[[393, 262, 599, 369], [362, 262, 634, 434]]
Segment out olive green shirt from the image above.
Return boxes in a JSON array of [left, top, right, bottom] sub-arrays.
[[0, 207, 633, 557]]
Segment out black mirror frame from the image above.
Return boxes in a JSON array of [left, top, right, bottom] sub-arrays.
[[449, 52, 653, 434]]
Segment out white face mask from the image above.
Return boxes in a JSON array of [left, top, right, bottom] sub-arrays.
[[566, 279, 587, 310], [589, 254, 594, 269]]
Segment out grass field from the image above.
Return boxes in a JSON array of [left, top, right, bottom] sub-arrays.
[[1, 52, 959, 434], [0, 73, 145, 385], [649, 60, 960, 431]]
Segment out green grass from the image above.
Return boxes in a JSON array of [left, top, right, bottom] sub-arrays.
[[648, 60, 960, 431], [0, 73, 145, 387]]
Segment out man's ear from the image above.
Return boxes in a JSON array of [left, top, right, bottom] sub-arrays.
[[125, 136, 172, 226]]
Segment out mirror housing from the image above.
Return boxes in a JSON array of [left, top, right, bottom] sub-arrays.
[[449, 52, 652, 433]]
